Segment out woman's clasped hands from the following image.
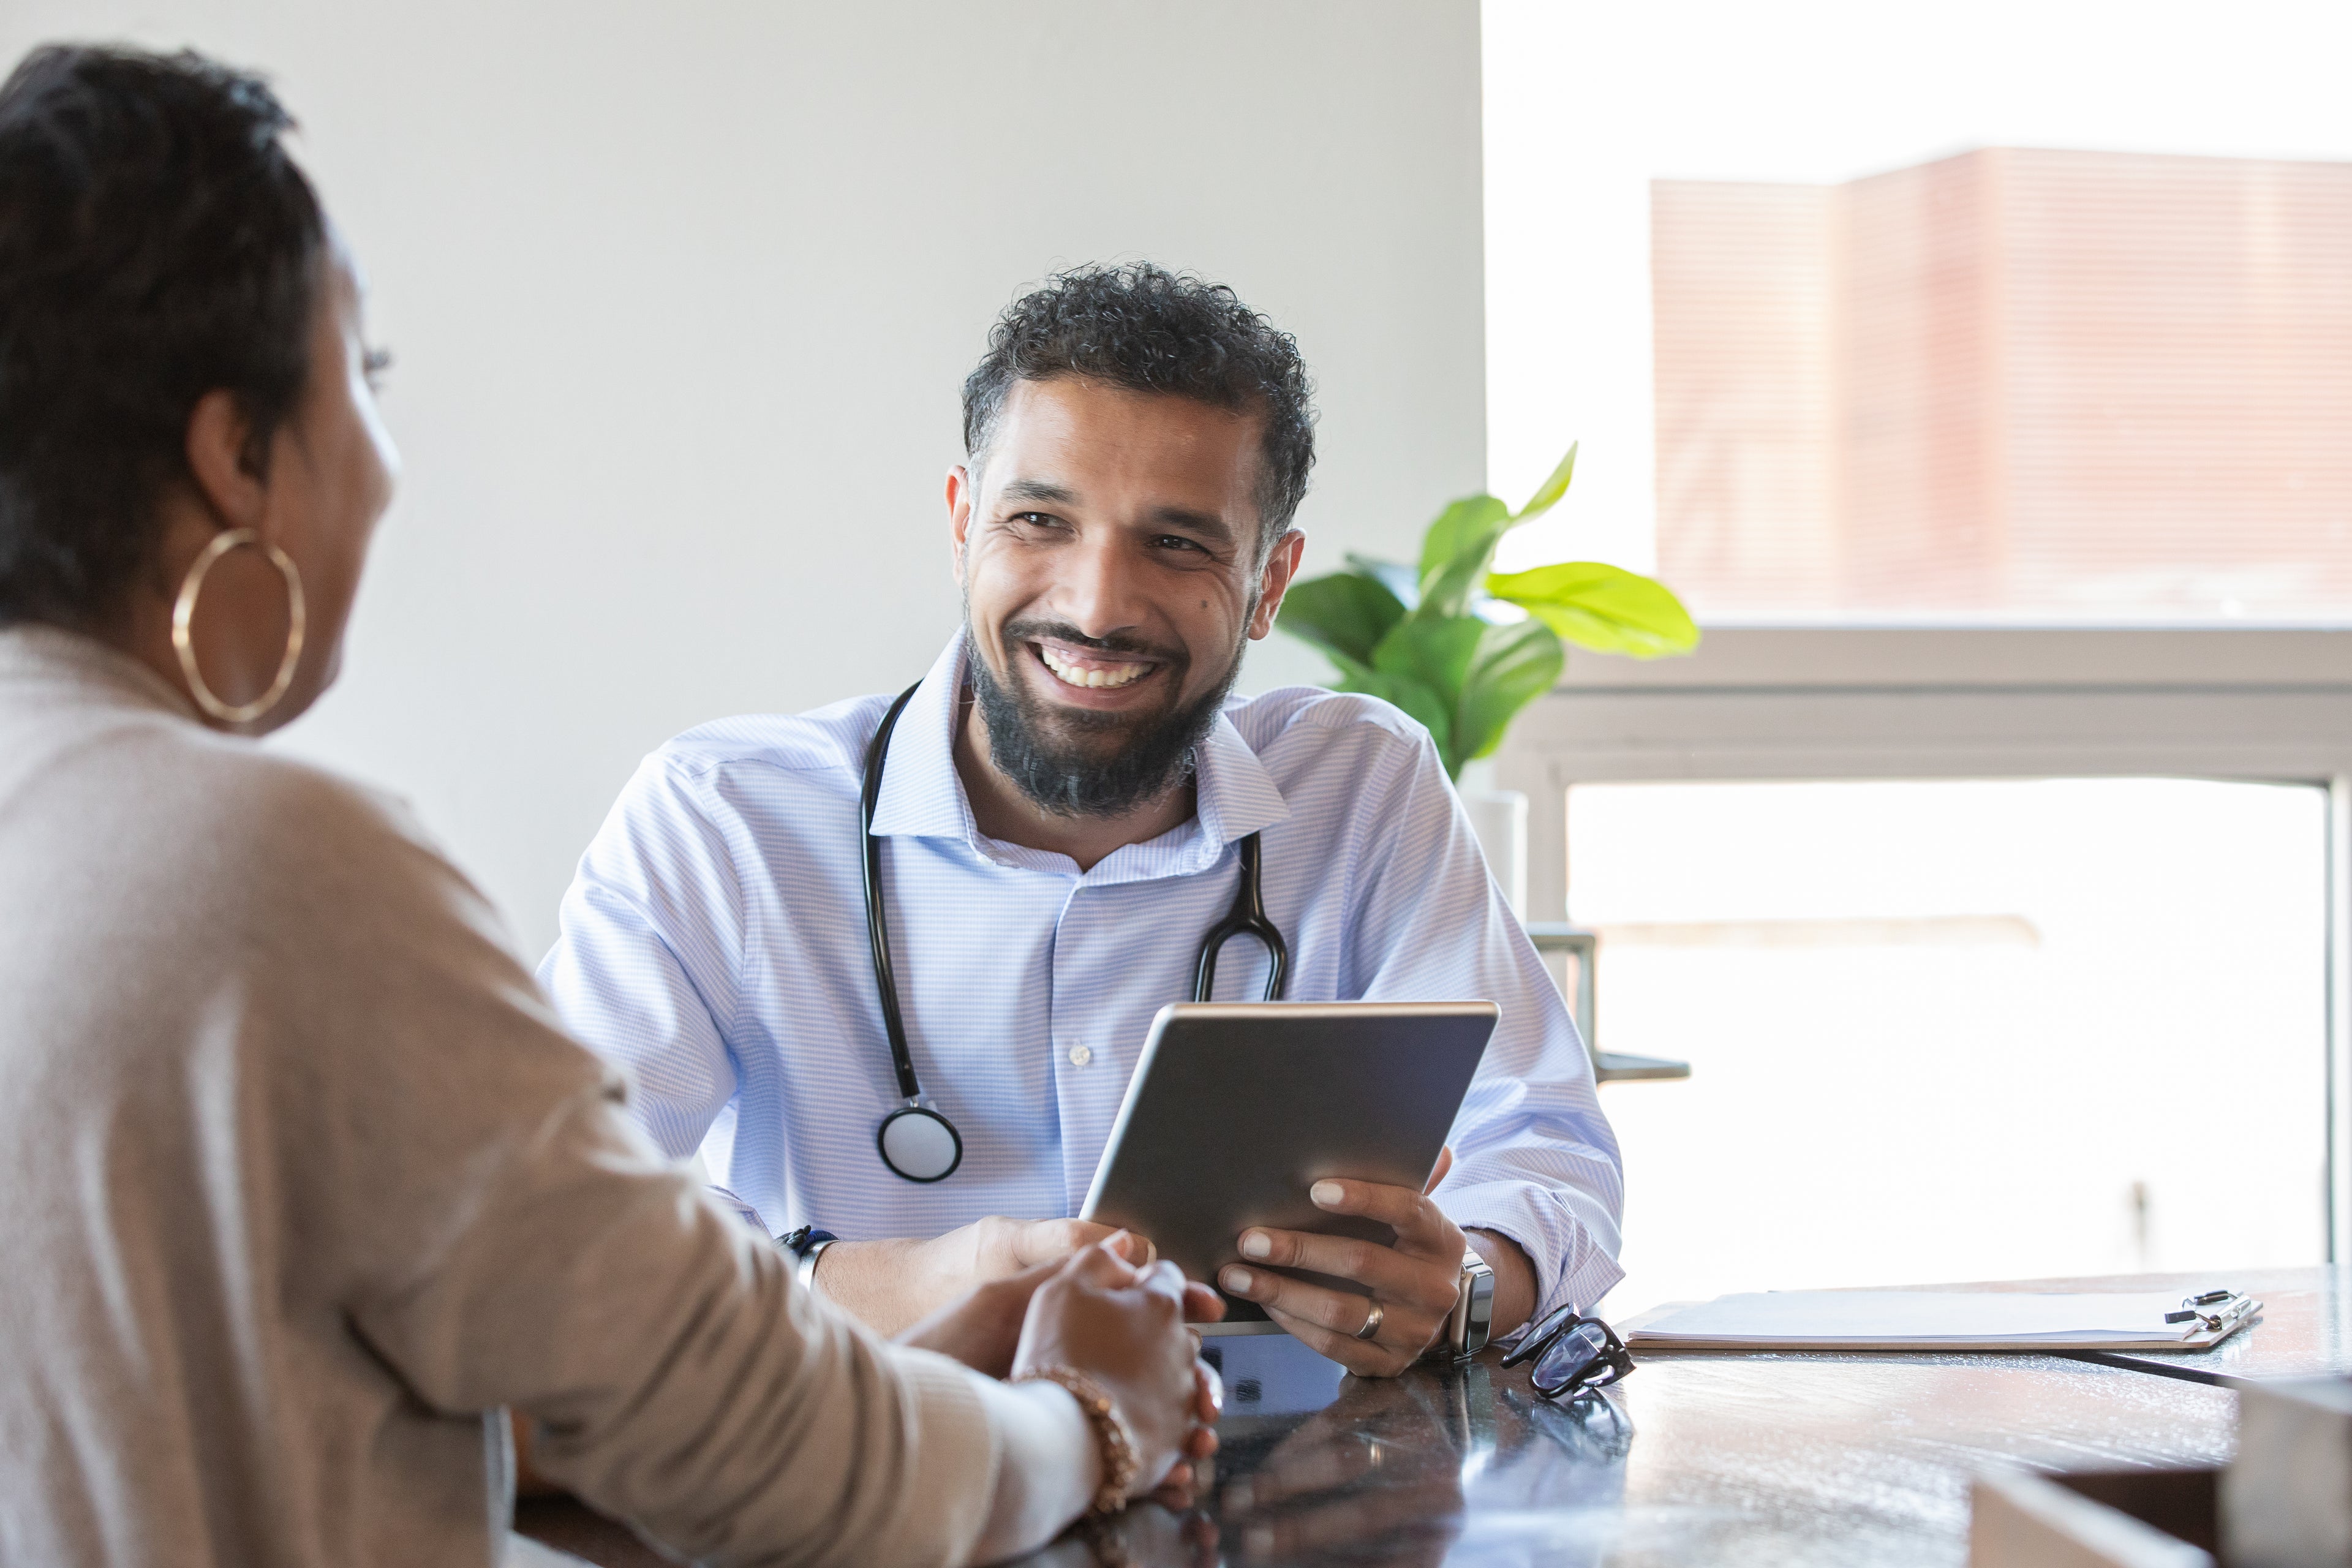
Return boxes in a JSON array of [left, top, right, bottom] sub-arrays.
[[898, 1232, 1225, 1510]]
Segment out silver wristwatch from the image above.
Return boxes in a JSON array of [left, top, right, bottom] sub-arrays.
[[1439, 1250, 1497, 1360], [795, 1237, 835, 1294]]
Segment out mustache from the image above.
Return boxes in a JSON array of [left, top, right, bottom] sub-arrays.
[[1001, 618, 1185, 666]]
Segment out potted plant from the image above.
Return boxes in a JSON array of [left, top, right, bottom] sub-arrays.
[[1275, 443, 1699, 908]]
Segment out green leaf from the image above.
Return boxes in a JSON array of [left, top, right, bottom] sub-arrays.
[[1414, 495, 1512, 620], [1368, 617, 1491, 774], [1486, 562, 1702, 658], [1275, 571, 1408, 665], [1343, 553, 1422, 611], [1308, 639, 1453, 752], [1363, 672, 1455, 755], [1511, 442, 1579, 522], [1370, 616, 1565, 776], [1453, 619, 1566, 768], [1373, 615, 1485, 701]]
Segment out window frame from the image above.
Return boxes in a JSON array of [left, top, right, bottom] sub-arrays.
[[1491, 625, 2352, 1259]]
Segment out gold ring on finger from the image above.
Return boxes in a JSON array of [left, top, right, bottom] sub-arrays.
[[1354, 1300, 1385, 1341]]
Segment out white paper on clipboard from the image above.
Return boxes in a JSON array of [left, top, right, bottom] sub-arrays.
[[1621, 1289, 2261, 1352]]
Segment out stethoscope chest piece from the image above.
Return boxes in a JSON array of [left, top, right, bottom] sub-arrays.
[[877, 1102, 963, 1183]]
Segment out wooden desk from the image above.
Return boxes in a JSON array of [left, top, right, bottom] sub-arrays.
[[1043, 1343, 2234, 1567], [520, 1270, 2314, 1566]]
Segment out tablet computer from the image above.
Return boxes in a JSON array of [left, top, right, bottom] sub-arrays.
[[1079, 1001, 1499, 1333]]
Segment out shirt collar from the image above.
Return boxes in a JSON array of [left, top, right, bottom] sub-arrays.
[[865, 636, 978, 841], [867, 635, 1291, 872]]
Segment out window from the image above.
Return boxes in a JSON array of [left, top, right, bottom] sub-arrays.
[[1571, 777, 2327, 1311], [1487, 625, 2352, 1300], [1483, 0, 2352, 624], [1482, 0, 2352, 1300]]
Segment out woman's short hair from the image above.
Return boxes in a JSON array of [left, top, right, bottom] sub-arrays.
[[0, 45, 325, 629]]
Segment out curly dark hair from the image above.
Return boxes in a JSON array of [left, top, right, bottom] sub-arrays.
[[0, 44, 326, 630], [961, 263, 1317, 559]]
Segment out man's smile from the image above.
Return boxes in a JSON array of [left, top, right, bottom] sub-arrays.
[[1027, 636, 1166, 696]]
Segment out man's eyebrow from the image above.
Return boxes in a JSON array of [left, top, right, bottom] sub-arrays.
[[998, 478, 1079, 506]]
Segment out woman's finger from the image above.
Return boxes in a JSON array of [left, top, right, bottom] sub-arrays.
[[1061, 1232, 1145, 1286], [1195, 1357, 1224, 1424]]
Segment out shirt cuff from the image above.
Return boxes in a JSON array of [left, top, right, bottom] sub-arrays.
[[1440, 1179, 1627, 1346], [865, 1349, 1004, 1564], [703, 1183, 770, 1236], [968, 1376, 1100, 1559]]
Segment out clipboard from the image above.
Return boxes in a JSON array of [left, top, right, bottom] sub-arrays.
[[1619, 1288, 2263, 1354]]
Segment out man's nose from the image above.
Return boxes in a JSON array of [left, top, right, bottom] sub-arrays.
[[1051, 532, 1152, 639]]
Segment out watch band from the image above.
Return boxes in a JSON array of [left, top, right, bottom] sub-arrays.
[[796, 1238, 836, 1294], [777, 1225, 839, 1295], [1441, 1249, 1497, 1360]]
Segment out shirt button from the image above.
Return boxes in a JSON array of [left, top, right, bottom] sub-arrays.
[[1068, 1043, 1093, 1068]]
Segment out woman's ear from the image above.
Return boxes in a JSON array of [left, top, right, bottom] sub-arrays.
[[181, 388, 267, 530]]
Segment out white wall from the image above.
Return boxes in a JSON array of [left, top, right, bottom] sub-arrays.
[[1, 1, 1488, 954]]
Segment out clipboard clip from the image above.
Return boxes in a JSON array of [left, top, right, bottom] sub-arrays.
[[2163, 1289, 2256, 1333]]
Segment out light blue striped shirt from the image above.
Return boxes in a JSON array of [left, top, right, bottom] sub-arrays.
[[540, 638, 1625, 1321]]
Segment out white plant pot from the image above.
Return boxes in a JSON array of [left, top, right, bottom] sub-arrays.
[[1458, 780, 1529, 920]]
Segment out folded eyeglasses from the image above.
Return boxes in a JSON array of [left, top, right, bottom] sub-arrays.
[[1499, 1304, 1636, 1402]]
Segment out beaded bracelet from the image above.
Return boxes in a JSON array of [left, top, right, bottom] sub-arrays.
[[1015, 1365, 1138, 1518]]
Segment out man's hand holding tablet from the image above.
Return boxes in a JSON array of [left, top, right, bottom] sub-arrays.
[[1081, 1003, 1529, 1376], [1216, 1148, 1531, 1376]]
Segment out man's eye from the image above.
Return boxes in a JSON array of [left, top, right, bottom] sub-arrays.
[[1152, 535, 1207, 553]]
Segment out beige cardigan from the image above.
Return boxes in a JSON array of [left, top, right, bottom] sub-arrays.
[[0, 626, 1071, 1567]]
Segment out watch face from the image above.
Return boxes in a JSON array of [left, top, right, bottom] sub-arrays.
[[1458, 1278, 1496, 1354], [1464, 1270, 1496, 1350], [1442, 1263, 1500, 1359]]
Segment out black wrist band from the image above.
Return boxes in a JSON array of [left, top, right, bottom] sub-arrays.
[[777, 1224, 838, 1259]]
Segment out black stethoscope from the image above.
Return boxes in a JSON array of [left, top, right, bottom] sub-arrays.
[[862, 680, 1290, 1182]]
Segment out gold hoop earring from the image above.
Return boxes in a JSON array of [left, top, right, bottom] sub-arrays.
[[170, 528, 307, 726]]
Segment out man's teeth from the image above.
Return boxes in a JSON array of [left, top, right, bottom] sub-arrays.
[[1038, 646, 1150, 689]]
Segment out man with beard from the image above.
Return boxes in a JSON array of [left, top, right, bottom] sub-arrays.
[[542, 265, 1624, 1373]]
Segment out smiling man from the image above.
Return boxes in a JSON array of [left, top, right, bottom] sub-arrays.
[[541, 265, 1624, 1372]]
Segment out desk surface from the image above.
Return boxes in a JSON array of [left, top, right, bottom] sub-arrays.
[[1029, 1341, 2233, 1567], [518, 1268, 2331, 1567]]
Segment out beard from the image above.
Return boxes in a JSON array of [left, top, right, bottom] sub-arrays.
[[965, 614, 1248, 820]]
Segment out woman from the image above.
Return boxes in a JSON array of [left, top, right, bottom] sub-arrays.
[[0, 43, 1213, 1568]]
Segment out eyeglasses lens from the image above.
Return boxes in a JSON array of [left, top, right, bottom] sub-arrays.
[[1531, 1319, 1615, 1397]]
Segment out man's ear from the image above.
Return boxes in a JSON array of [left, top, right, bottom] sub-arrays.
[[182, 388, 268, 531], [1246, 528, 1306, 640], [946, 464, 975, 590]]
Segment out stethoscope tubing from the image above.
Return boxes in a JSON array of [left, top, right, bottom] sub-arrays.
[[860, 683, 928, 1103], [861, 678, 1289, 1181]]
